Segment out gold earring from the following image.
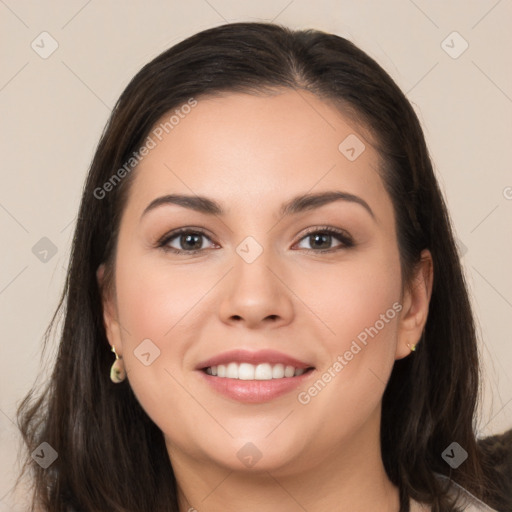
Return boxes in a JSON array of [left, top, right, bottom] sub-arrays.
[[110, 345, 126, 383], [407, 343, 416, 352]]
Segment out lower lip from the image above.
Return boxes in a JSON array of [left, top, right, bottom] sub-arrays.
[[197, 369, 315, 403]]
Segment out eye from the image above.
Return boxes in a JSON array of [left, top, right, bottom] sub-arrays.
[[157, 228, 217, 254], [156, 226, 354, 255], [294, 227, 354, 252]]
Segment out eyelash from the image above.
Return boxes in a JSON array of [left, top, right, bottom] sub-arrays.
[[156, 226, 355, 255]]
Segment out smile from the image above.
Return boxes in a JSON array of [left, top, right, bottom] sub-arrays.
[[204, 362, 311, 379]]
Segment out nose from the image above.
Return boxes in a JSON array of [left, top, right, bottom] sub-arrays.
[[218, 247, 294, 330]]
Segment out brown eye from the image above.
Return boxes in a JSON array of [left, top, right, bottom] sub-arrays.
[[295, 227, 354, 252], [156, 226, 354, 256], [158, 229, 216, 254]]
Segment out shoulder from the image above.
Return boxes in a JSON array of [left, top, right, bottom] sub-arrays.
[[409, 474, 500, 512], [410, 498, 432, 511], [434, 473, 499, 512]]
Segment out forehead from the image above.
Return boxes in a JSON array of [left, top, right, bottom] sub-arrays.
[[123, 89, 390, 220]]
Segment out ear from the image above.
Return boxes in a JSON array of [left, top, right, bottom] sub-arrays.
[[96, 263, 123, 356], [395, 249, 434, 360]]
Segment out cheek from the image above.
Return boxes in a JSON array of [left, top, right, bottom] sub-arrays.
[[295, 250, 402, 427], [295, 248, 402, 403], [114, 248, 200, 340], [301, 248, 402, 356], [111, 250, 199, 416], [330, 265, 401, 356]]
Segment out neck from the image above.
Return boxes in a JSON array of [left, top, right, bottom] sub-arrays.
[[167, 408, 401, 512]]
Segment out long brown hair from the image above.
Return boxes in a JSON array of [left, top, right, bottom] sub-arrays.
[[15, 21, 502, 511]]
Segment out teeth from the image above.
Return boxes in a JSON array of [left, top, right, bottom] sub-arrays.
[[272, 363, 285, 379], [205, 362, 308, 380]]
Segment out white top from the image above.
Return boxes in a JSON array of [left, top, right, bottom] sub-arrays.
[[410, 474, 499, 511]]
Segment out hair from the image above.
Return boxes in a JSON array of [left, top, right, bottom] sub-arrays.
[[15, 21, 506, 512]]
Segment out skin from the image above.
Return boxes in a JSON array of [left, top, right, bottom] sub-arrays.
[[98, 89, 433, 512]]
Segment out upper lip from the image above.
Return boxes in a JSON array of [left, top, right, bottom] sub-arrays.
[[195, 349, 314, 370]]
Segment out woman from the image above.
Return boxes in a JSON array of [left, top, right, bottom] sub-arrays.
[[15, 22, 508, 511]]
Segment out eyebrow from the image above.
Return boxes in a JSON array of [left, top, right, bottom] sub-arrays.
[[141, 191, 375, 221]]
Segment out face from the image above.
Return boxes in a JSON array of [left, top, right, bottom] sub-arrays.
[[99, 89, 429, 476]]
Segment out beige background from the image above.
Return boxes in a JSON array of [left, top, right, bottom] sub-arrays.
[[1, 0, 511, 509]]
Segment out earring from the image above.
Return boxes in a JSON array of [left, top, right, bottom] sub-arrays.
[[110, 345, 126, 383], [407, 343, 416, 352]]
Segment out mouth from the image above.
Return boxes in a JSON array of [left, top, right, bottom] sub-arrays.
[[201, 362, 315, 380], [195, 349, 316, 403]]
